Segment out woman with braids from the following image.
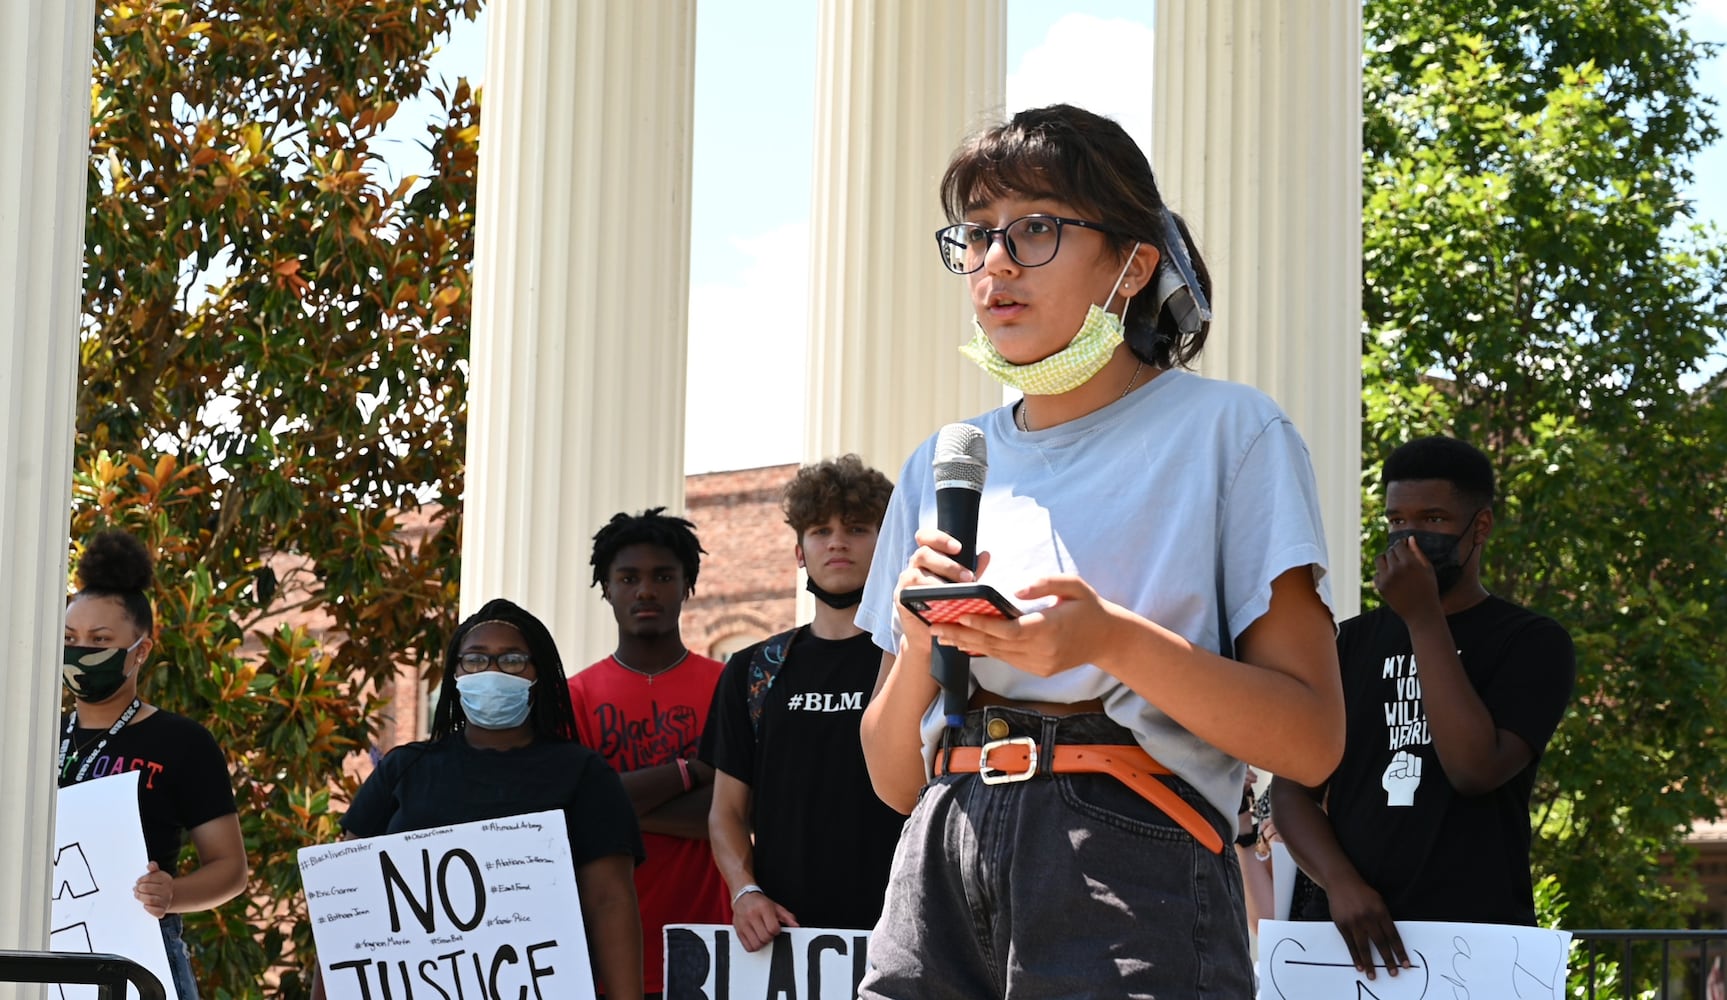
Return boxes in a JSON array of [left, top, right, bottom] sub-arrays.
[[321, 598, 645, 1000], [855, 104, 1345, 997], [61, 530, 249, 999]]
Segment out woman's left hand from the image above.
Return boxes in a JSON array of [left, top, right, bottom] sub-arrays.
[[930, 574, 1119, 677], [135, 862, 173, 918]]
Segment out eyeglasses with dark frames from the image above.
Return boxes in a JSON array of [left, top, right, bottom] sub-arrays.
[[454, 651, 534, 675], [934, 214, 1119, 274]]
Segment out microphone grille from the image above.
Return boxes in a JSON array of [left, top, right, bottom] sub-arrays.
[[933, 422, 988, 490]]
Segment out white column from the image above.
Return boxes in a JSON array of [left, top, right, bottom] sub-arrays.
[[463, 0, 697, 668], [0, 0, 96, 977], [1154, 0, 1363, 616], [804, 0, 1007, 476]]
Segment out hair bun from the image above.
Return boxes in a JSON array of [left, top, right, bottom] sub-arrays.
[[76, 530, 154, 593]]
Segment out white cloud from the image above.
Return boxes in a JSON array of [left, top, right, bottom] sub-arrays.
[[683, 221, 810, 474], [1006, 14, 1156, 154]]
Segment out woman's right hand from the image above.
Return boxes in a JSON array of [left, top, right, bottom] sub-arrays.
[[891, 527, 989, 647]]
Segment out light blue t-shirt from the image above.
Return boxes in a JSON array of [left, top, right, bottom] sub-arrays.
[[855, 368, 1333, 823]]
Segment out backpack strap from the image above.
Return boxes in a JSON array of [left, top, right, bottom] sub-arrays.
[[746, 626, 804, 739]]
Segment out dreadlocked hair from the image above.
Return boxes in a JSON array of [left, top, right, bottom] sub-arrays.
[[589, 507, 706, 595]]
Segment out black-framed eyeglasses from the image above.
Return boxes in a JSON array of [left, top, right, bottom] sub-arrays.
[[455, 652, 533, 675], [934, 215, 1118, 274]]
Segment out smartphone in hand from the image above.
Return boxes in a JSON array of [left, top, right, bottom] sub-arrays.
[[899, 583, 1021, 626]]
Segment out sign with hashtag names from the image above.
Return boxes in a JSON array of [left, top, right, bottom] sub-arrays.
[[664, 924, 872, 1000], [298, 809, 593, 1000], [1256, 919, 1571, 999]]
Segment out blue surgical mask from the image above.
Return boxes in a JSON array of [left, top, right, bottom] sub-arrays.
[[455, 672, 534, 730]]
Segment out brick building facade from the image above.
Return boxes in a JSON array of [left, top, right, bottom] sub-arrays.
[[680, 463, 800, 661]]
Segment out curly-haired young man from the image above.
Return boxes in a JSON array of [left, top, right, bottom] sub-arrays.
[[701, 455, 906, 950]]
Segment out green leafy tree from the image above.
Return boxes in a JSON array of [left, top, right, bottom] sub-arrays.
[[78, 1, 481, 993], [1362, 0, 1727, 930]]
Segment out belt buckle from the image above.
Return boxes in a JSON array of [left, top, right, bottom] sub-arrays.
[[978, 736, 1037, 784]]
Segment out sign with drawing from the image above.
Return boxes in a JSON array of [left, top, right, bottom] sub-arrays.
[[1256, 919, 1572, 999], [52, 770, 176, 1000], [664, 924, 872, 1000], [298, 810, 593, 1000]]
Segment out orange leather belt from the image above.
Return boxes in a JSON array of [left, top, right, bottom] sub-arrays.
[[936, 739, 1224, 854]]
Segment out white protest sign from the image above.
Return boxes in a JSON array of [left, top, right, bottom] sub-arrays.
[[299, 810, 593, 1000], [664, 924, 872, 1000], [1271, 841, 1295, 920], [52, 770, 175, 1000], [1257, 919, 1572, 999]]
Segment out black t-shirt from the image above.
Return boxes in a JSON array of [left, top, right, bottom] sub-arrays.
[[1301, 596, 1575, 925], [342, 733, 644, 870], [59, 709, 238, 871], [700, 629, 905, 930]]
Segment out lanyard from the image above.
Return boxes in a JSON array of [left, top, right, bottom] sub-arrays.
[[58, 698, 142, 783]]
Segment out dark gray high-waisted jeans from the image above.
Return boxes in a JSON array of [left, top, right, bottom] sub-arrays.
[[859, 708, 1251, 999]]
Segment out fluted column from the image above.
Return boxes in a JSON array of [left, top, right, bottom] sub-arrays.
[[0, 0, 96, 976], [804, 0, 1007, 476], [464, 0, 696, 667], [1154, 0, 1363, 616]]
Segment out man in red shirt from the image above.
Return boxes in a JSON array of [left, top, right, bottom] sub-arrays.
[[569, 507, 730, 999]]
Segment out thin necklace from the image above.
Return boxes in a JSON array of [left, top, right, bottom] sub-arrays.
[[1017, 360, 1145, 432], [612, 648, 690, 686], [59, 697, 143, 783]]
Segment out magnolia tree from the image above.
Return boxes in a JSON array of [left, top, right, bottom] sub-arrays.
[[78, 1, 481, 992]]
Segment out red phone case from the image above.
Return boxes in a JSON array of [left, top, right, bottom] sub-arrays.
[[915, 597, 1012, 624]]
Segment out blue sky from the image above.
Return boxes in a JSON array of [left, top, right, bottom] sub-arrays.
[[380, 2, 1727, 474]]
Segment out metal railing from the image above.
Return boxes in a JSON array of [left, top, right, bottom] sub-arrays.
[[0, 950, 166, 1000], [1572, 930, 1727, 1000]]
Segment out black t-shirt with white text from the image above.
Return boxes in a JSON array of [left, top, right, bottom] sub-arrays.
[[59, 709, 238, 872], [1301, 596, 1574, 925], [701, 630, 905, 930]]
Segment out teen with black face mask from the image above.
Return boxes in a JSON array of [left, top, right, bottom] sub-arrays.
[[1271, 436, 1576, 982], [61, 530, 249, 1000]]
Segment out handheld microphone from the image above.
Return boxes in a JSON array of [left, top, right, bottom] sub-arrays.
[[931, 423, 988, 726]]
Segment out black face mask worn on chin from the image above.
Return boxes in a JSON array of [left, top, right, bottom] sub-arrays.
[[1385, 509, 1484, 595], [805, 575, 865, 610]]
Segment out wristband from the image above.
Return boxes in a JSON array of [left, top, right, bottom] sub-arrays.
[[676, 757, 693, 792], [732, 883, 763, 906], [1234, 826, 1260, 849]]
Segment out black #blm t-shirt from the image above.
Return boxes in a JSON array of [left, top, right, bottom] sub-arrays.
[[703, 630, 906, 930]]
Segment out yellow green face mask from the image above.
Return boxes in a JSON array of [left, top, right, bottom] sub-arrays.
[[958, 243, 1140, 396]]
